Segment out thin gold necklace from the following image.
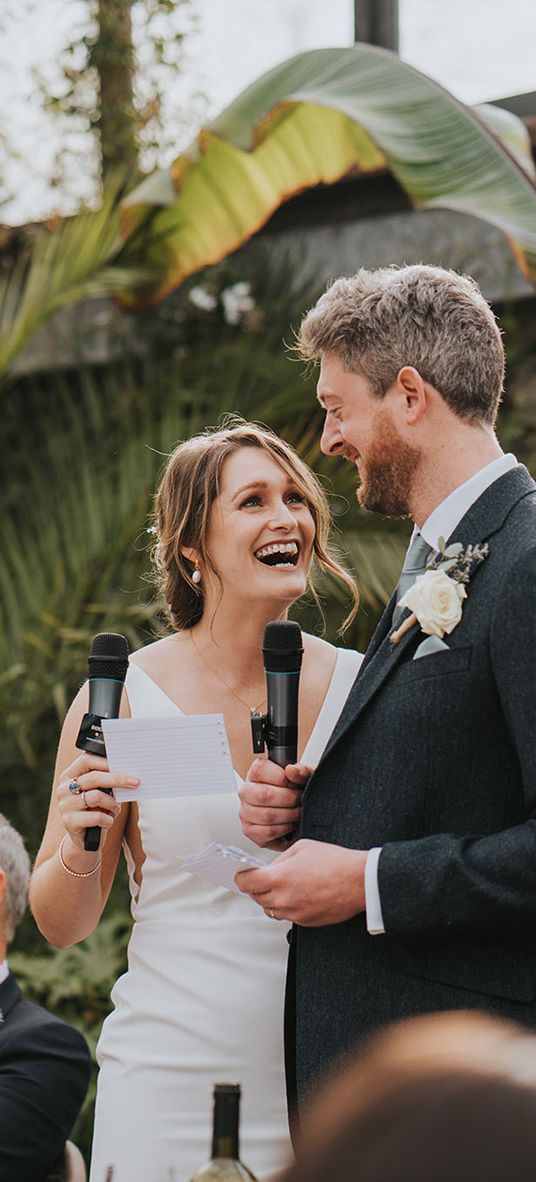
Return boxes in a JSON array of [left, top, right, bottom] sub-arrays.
[[189, 630, 266, 714]]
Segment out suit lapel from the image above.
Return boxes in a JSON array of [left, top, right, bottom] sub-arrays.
[[317, 586, 401, 762], [318, 465, 535, 767], [359, 588, 398, 671], [320, 612, 418, 763]]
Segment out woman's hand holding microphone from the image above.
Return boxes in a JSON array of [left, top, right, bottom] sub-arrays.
[[57, 753, 139, 872]]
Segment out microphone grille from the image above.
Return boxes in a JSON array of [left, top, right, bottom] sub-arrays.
[[88, 632, 129, 681], [263, 621, 303, 672]]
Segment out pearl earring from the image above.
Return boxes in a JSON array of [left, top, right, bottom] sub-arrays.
[[192, 560, 202, 585]]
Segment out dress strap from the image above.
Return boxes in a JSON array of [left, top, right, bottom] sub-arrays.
[[126, 662, 185, 718]]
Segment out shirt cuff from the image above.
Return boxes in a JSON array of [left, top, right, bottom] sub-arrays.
[[365, 847, 385, 935]]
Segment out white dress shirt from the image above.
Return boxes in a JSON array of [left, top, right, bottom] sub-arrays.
[[365, 453, 518, 934], [0, 959, 9, 984]]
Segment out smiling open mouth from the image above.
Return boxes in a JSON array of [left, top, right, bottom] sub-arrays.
[[254, 542, 299, 568]]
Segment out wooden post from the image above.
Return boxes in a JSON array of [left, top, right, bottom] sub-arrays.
[[354, 0, 399, 52]]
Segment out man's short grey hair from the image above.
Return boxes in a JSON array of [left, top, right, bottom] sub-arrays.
[[0, 815, 30, 942], [298, 264, 505, 425]]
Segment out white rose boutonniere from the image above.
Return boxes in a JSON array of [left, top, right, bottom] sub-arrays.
[[390, 538, 489, 646], [399, 568, 467, 637]]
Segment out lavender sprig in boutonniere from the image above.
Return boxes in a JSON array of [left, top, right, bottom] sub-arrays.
[[389, 537, 490, 646]]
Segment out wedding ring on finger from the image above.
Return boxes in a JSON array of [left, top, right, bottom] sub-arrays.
[[81, 791, 91, 810], [68, 779, 83, 795]]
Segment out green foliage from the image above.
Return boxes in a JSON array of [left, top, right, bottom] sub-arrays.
[[10, 914, 131, 1038], [0, 240, 408, 852], [2, 237, 402, 1159], [3, 237, 534, 1165], [0, 174, 154, 386], [499, 296, 536, 467], [1, 31, 534, 1174], [118, 44, 536, 307]]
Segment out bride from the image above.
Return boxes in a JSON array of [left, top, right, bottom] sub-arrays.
[[30, 421, 362, 1182]]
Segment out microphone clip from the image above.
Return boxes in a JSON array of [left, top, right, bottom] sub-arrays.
[[76, 711, 106, 756], [250, 711, 268, 755]]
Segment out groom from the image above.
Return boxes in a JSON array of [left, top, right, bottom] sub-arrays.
[[237, 264, 536, 1107]]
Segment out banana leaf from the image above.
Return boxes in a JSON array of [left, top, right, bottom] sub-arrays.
[[117, 44, 536, 308]]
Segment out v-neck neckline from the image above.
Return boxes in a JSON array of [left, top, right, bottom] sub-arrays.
[[127, 646, 350, 780]]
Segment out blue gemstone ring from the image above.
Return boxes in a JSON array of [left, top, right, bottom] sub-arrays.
[[68, 779, 82, 795]]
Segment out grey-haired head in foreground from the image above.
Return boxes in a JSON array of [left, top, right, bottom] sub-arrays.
[[0, 815, 31, 942]]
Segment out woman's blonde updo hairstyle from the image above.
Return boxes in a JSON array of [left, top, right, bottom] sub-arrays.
[[151, 420, 358, 632]]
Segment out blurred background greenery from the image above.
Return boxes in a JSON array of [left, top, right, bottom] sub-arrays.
[[1, 238, 416, 1152], [3, 240, 536, 1156], [2, 0, 536, 1160]]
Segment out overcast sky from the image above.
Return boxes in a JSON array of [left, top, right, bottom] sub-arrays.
[[2, 0, 536, 224], [194, 0, 536, 110]]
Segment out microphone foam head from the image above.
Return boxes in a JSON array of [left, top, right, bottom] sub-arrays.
[[88, 632, 129, 682], [263, 621, 303, 672]]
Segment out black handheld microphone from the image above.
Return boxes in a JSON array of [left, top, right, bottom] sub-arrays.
[[251, 620, 303, 767], [76, 632, 129, 852]]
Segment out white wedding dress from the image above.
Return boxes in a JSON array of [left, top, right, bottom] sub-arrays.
[[89, 646, 362, 1182]]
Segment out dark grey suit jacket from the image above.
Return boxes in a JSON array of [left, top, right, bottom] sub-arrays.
[[0, 971, 91, 1181], [294, 464, 536, 1103]]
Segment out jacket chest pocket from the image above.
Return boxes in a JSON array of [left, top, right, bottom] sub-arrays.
[[395, 644, 473, 682]]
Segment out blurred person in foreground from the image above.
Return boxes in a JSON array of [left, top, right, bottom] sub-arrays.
[[279, 1011, 536, 1182], [237, 265, 536, 1115], [29, 422, 361, 1182], [0, 814, 90, 1181]]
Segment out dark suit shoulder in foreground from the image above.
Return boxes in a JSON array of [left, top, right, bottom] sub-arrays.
[[0, 972, 91, 1182]]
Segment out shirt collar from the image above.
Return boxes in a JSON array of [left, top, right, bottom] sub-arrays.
[[0, 960, 9, 985], [417, 454, 518, 551]]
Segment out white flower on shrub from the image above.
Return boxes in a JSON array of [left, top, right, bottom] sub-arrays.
[[399, 568, 467, 638], [221, 281, 256, 325], [189, 286, 217, 312]]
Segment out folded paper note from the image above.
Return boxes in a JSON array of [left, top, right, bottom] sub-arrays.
[[180, 843, 269, 892], [102, 714, 236, 801]]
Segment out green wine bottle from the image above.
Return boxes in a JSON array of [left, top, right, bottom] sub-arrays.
[[189, 1083, 258, 1181]]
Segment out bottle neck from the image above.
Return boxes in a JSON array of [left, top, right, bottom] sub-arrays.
[[211, 1088, 240, 1159]]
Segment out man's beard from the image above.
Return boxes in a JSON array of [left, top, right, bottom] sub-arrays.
[[356, 410, 421, 517]]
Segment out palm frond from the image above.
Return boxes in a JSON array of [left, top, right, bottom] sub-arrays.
[[0, 175, 153, 384]]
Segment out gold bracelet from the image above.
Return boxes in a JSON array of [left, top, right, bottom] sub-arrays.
[[58, 835, 102, 878]]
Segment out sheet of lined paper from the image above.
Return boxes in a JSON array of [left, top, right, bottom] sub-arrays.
[[102, 714, 236, 800]]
